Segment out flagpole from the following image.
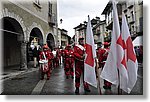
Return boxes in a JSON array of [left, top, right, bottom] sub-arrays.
[[117, 69, 120, 95], [117, 69, 122, 95], [95, 58, 102, 95], [85, 15, 101, 93]]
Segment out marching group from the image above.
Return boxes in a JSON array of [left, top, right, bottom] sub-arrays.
[[29, 37, 112, 94]]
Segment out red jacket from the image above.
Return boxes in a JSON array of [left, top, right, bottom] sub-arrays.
[[61, 49, 65, 57], [39, 50, 53, 61], [64, 49, 74, 60], [74, 44, 85, 62], [97, 48, 109, 64]]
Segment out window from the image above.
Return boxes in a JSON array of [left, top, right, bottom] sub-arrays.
[[132, 25, 134, 32], [131, 11, 134, 21], [139, 17, 143, 32], [125, 14, 128, 23], [49, 1, 52, 16]]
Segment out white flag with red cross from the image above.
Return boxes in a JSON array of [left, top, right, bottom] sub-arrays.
[[119, 13, 138, 93], [84, 15, 97, 88], [100, 1, 138, 93]]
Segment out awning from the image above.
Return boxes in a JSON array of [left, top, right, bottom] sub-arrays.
[[133, 36, 143, 46]]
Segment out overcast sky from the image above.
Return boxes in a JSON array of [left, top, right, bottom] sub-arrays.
[[57, 0, 109, 37]]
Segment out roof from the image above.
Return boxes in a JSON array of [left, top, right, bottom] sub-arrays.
[[101, 1, 112, 15], [92, 20, 106, 29], [101, 1, 124, 15], [61, 29, 68, 32], [74, 23, 85, 29]]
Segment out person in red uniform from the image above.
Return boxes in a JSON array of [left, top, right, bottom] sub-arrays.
[[39, 44, 53, 80], [61, 48, 65, 67], [52, 48, 58, 68], [63, 47, 68, 71], [64, 45, 74, 79], [56, 48, 61, 65], [74, 37, 90, 94], [47, 48, 54, 74], [55, 48, 60, 67], [97, 42, 112, 89]]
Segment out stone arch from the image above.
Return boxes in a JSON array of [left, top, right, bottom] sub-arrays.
[[2, 17, 26, 70], [27, 27, 44, 63], [46, 33, 56, 50], [29, 27, 44, 46], [0, 8, 27, 41], [27, 22, 44, 43]]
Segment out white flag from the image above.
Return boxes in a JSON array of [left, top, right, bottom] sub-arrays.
[[100, 1, 138, 93], [100, 1, 121, 87], [120, 13, 138, 93], [84, 16, 97, 88]]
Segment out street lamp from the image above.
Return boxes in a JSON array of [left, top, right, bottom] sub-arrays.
[[60, 18, 63, 24]]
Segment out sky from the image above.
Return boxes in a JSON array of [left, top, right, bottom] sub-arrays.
[[57, 0, 109, 37]]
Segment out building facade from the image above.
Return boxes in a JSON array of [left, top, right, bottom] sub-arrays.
[[0, 0, 58, 70], [73, 17, 105, 49], [101, 0, 143, 41], [74, 23, 87, 45], [101, 1, 122, 42], [57, 28, 62, 48], [122, 0, 143, 38], [61, 29, 71, 49], [93, 20, 106, 48]]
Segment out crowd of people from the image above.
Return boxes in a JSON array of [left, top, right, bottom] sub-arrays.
[[28, 37, 114, 94], [26, 34, 143, 95]]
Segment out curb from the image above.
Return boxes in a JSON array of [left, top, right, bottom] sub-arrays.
[[1, 68, 39, 81]]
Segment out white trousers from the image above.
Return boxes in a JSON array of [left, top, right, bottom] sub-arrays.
[[33, 57, 37, 67]]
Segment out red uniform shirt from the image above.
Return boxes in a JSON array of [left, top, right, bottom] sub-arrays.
[[64, 49, 74, 59], [97, 48, 109, 64], [39, 51, 51, 60], [74, 44, 85, 61]]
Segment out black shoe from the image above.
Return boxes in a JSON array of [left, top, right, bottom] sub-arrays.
[[84, 88, 91, 92], [47, 78, 50, 80], [108, 86, 111, 90], [71, 76, 74, 79], [103, 86, 108, 89], [66, 76, 69, 79], [75, 88, 79, 94], [41, 78, 44, 80]]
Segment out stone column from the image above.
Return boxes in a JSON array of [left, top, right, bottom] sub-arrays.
[[20, 41, 28, 70]]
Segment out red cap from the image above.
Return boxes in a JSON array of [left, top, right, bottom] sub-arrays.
[[43, 44, 49, 49]]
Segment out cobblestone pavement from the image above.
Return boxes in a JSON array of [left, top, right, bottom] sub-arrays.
[[1, 62, 143, 95]]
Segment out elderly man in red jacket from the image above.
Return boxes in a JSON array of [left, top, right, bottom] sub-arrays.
[[74, 37, 90, 94]]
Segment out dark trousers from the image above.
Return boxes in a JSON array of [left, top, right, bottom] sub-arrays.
[[75, 60, 89, 89]]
